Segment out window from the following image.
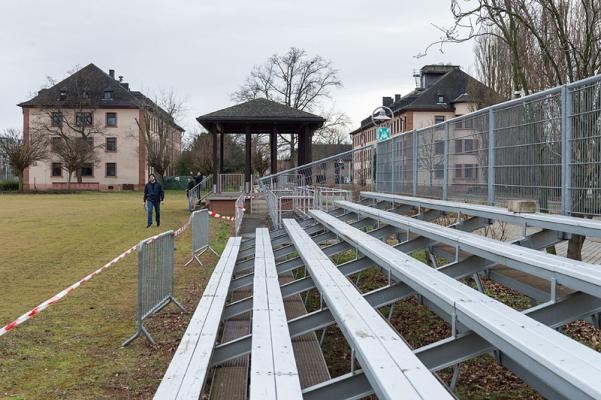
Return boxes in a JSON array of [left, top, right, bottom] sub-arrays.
[[434, 140, 444, 155], [103, 90, 113, 100], [437, 95, 445, 104], [106, 162, 117, 177], [465, 164, 476, 179], [76, 112, 93, 127], [455, 164, 463, 178], [455, 139, 463, 153], [435, 163, 444, 179], [81, 163, 94, 177], [51, 162, 62, 177], [51, 112, 63, 127], [464, 139, 474, 153], [465, 118, 474, 129], [106, 137, 117, 152], [434, 115, 445, 124], [106, 112, 117, 127], [59, 90, 67, 101], [455, 118, 463, 129]]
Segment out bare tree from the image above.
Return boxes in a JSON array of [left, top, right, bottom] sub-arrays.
[[424, 0, 601, 260], [135, 91, 185, 181], [0, 128, 48, 191], [233, 47, 344, 160], [313, 109, 352, 144]]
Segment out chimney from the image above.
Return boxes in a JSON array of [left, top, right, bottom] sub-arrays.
[[109, 69, 115, 79], [382, 96, 393, 107], [118, 75, 123, 82], [394, 94, 401, 102], [121, 82, 129, 90]]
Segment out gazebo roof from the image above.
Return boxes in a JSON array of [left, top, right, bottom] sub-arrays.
[[196, 98, 325, 133]]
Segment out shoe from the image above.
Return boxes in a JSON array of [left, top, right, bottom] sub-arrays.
[[146, 224, 152, 228], [157, 224, 160, 227]]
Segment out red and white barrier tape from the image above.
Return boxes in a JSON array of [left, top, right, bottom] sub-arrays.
[[208, 210, 236, 221], [0, 216, 193, 337], [0, 243, 137, 337]]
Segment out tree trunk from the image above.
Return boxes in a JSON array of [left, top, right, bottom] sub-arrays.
[[18, 171, 24, 192], [567, 234, 585, 261], [67, 171, 72, 192]]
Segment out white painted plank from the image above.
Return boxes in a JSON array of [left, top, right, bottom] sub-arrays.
[[336, 200, 601, 298], [154, 236, 241, 400], [250, 228, 302, 400], [283, 219, 453, 400]]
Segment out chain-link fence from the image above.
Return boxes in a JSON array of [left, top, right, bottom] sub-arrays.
[[375, 73, 601, 216]]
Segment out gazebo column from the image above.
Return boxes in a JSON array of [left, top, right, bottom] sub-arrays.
[[211, 126, 218, 193], [219, 132, 224, 173], [270, 126, 278, 175], [298, 131, 305, 166], [245, 126, 251, 193], [304, 126, 313, 164]]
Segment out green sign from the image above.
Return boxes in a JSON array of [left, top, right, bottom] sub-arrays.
[[376, 127, 391, 142]]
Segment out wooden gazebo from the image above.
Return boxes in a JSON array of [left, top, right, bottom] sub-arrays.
[[196, 98, 325, 192]]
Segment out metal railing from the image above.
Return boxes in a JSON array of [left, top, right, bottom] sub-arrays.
[[123, 231, 185, 346], [217, 173, 244, 193], [258, 145, 375, 193], [374, 73, 601, 216], [187, 175, 213, 211], [262, 185, 349, 228], [315, 186, 352, 211], [235, 193, 246, 235]]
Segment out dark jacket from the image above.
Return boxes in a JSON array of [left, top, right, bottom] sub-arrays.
[[186, 180, 195, 195], [144, 181, 164, 203], [194, 174, 204, 185]]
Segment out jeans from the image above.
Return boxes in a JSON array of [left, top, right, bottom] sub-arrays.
[[146, 200, 160, 226]]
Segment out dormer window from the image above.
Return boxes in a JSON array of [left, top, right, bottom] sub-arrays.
[[59, 90, 67, 101], [103, 90, 113, 100], [437, 95, 445, 104]]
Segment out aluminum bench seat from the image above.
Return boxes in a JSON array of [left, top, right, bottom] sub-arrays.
[[361, 192, 601, 238], [154, 237, 242, 400], [335, 200, 601, 299], [249, 228, 302, 399], [283, 218, 453, 400], [309, 209, 601, 400]]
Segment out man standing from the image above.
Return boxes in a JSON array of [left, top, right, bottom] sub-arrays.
[[144, 173, 165, 228]]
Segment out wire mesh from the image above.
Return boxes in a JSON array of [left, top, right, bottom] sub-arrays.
[[371, 74, 601, 217]]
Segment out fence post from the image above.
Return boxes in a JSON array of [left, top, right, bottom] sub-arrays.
[[412, 131, 418, 197], [391, 139, 396, 194], [443, 123, 449, 201], [487, 109, 496, 206], [561, 85, 573, 215]]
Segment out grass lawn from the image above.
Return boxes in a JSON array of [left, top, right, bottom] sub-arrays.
[[0, 190, 232, 399]]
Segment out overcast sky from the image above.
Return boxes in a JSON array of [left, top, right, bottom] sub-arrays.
[[0, 0, 475, 136]]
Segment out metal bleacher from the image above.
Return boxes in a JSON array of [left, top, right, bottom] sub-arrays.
[[156, 191, 601, 400]]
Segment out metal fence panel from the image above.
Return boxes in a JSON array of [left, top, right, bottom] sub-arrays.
[[123, 230, 185, 346], [372, 74, 601, 217], [416, 125, 445, 198], [447, 111, 489, 203], [569, 80, 601, 216], [493, 91, 563, 212], [186, 209, 218, 266]]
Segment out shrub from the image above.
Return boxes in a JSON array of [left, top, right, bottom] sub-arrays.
[[0, 180, 19, 191]]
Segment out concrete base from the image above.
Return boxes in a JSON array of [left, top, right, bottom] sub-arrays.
[[507, 199, 538, 213]]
